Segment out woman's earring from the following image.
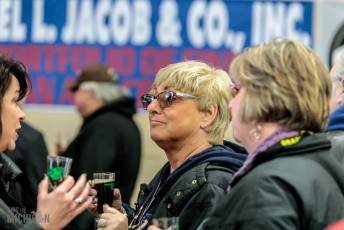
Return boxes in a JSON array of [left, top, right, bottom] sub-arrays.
[[249, 123, 262, 142], [201, 123, 209, 129]]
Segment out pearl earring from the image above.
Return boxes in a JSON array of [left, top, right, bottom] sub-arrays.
[[201, 123, 209, 129], [249, 123, 262, 142]]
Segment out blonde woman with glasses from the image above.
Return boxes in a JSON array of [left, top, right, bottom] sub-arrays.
[[89, 60, 247, 230]]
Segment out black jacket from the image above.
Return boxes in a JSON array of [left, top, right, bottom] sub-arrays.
[[6, 121, 48, 214], [63, 97, 141, 230], [0, 154, 43, 229], [198, 133, 344, 230], [127, 141, 247, 230], [328, 131, 344, 166], [326, 105, 344, 165]]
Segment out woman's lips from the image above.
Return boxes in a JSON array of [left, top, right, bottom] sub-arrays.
[[150, 120, 164, 126]]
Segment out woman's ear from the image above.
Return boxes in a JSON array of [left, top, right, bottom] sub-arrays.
[[201, 105, 218, 128], [339, 94, 344, 106], [341, 77, 344, 91]]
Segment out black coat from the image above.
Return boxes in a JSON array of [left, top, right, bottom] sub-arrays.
[[6, 121, 48, 214], [0, 154, 43, 229], [198, 133, 344, 230], [63, 97, 141, 230], [328, 131, 344, 166], [325, 104, 344, 165], [127, 141, 247, 230]]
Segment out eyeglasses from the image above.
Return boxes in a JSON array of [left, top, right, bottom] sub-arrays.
[[141, 91, 196, 110], [230, 83, 241, 97]]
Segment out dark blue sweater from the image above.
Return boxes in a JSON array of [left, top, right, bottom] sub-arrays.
[[326, 106, 344, 132]]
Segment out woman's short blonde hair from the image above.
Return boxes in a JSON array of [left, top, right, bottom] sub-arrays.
[[230, 38, 331, 132], [152, 60, 232, 145]]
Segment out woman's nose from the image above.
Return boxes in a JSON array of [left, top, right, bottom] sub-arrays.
[[18, 107, 26, 120], [147, 98, 160, 112]]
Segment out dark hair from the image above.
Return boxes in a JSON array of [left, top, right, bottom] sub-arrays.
[[0, 54, 31, 135]]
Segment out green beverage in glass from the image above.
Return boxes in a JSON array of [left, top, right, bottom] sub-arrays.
[[47, 156, 73, 191]]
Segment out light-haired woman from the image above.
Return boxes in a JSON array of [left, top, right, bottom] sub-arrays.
[[91, 60, 247, 230], [197, 38, 344, 229]]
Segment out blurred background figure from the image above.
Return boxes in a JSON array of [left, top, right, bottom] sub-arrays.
[[326, 52, 344, 166], [62, 63, 141, 230], [5, 98, 49, 214], [327, 53, 344, 116], [326, 51, 344, 133]]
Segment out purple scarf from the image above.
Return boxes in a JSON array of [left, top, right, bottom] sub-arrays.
[[227, 129, 298, 192]]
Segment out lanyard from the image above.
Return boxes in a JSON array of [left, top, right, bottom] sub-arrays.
[[129, 180, 162, 229]]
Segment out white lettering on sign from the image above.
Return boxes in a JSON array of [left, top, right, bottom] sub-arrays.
[[187, 0, 206, 48], [96, 0, 112, 45], [31, 0, 57, 43], [110, 0, 131, 45], [60, 0, 78, 44], [132, 0, 152, 45], [61, 0, 152, 45], [0, 0, 26, 42], [206, 0, 228, 49], [187, 0, 245, 51], [251, 2, 311, 46], [156, 0, 182, 47], [76, 0, 96, 44]]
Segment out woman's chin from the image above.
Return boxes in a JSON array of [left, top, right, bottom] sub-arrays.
[[6, 142, 16, 152], [232, 133, 241, 144]]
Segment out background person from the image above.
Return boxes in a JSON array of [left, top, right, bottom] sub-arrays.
[[328, 52, 344, 117], [0, 54, 92, 229], [195, 38, 344, 229], [90, 60, 247, 230], [325, 52, 344, 164], [62, 63, 141, 229], [5, 98, 49, 214]]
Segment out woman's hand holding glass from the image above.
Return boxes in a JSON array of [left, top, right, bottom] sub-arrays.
[[36, 174, 92, 230], [95, 204, 128, 230], [87, 187, 127, 229], [111, 188, 124, 212], [88, 185, 124, 217]]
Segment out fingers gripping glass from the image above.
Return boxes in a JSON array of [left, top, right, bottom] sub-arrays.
[[141, 91, 196, 110]]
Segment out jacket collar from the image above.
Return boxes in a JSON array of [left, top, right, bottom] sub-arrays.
[[229, 132, 331, 188], [0, 153, 22, 182]]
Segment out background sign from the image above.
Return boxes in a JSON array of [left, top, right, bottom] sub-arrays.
[[0, 0, 313, 107]]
